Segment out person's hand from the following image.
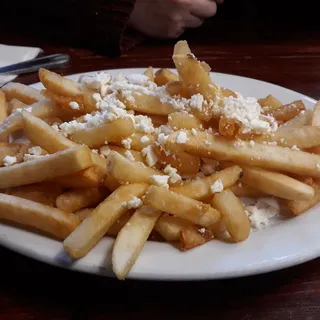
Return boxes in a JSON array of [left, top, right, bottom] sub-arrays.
[[129, 0, 222, 39]]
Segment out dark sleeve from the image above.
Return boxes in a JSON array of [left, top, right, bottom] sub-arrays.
[[0, 0, 143, 56]]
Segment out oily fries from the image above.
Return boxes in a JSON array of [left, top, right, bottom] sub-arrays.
[[229, 183, 266, 197], [0, 143, 22, 166], [0, 145, 92, 188], [165, 81, 188, 98], [170, 165, 242, 201], [267, 100, 306, 122], [63, 183, 148, 258], [9, 98, 27, 113], [212, 189, 250, 242], [69, 117, 134, 148], [311, 101, 320, 126], [2, 82, 45, 104], [279, 110, 312, 129], [154, 68, 179, 86], [168, 111, 203, 130], [0, 193, 79, 239], [241, 166, 315, 200], [258, 94, 283, 111], [143, 185, 221, 227], [287, 189, 320, 216], [165, 131, 320, 178], [109, 145, 145, 163], [0, 91, 8, 124], [180, 226, 213, 251], [56, 188, 107, 212], [144, 67, 155, 82], [128, 132, 154, 151], [112, 206, 162, 280]]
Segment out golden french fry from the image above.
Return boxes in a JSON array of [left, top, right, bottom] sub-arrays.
[[0, 145, 93, 189], [170, 165, 242, 201], [241, 166, 315, 200], [165, 81, 188, 98], [0, 91, 8, 124], [287, 188, 320, 216], [128, 132, 154, 151], [1, 82, 44, 104], [147, 114, 167, 127], [255, 126, 320, 149], [8, 98, 27, 114], [144, 67, 155, 82], [165, 130, 320, 178], [229, 183, 266, 197], [112, 205, 162, 280], [69, 117, 134, 148], [180, 225, 213, 251], [168, 111, 203, 130], [220, 88, 237, 98], [74, 208, 94, 222], [258, 94, 283, 111], [311, 101, 320, 126], [56, 188, 107, 212], [212, 189, 250, 242], [219, 117, 240, 139], [266, 100, 306, 122], [279, 110, 312, 129], [154, 68, 179, 86], [104, 174, 121, 192], [5, 183, 63, 206], [107, 151, 163, 184], [143, 185, 221, 227], [107, 213, 132, 237], [63, 183, 148, 258], [108, 146, 145, 163], [0, 193, 80, 240], [0, 143, 22, 166]]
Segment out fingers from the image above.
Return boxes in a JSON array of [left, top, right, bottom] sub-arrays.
[[190, 0, 217, 19], [184, 14, 204, 29]]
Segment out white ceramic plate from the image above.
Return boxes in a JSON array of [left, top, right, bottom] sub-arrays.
[[1, 68, 319, 281]]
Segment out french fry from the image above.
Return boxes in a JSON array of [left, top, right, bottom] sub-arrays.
[[287, 188, 320, 216], [219, 117, 240, 139], [255, 126, 320, 149], [241, 166, 315, 200], [144, 67, 155, 82], [180, 225, 213, 251], [143, 185, 221, 227], [0, 145, 93, 189], [311, 101, 320, 126], [56, 188, 107, 212], [9, 98, 27, 114], [107, 213, 132, 237], [258, 94, 283, 111], [5, 183, 63, 206], [154, 68, 179, 86], [266, 100, 306, 122], [112, 205, 162, 280], [155, 215, 191, 241], [165, 81, 188, 98], [0, 193, 80, 240], [229, 183, 266, 197], [1, 82, 44, 104], [168, 111, 203, 130], [220, 88, 237, 98], [108, 145, 145, 163], [74, 208, 94, 222], [147, 114, 167, 127], [165, 130, 320, 178], [104, 174, 121, 192], [128, 132, 154, 151], [279, 110, 312, 129], [212, 189, 250, 242], [170, 165, 242, 201], [63, 183, 148, 258], [122, 92, 174, 116], [0, 143, 22, 166], [0, 91, 8, 124], [69, 117, 134, 148], [107, 151, 163, 184]]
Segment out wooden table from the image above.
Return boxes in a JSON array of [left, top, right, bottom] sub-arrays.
[[1, 20, 320, 319]]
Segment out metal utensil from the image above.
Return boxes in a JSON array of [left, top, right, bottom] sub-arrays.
[[0, 54, 70, 75]]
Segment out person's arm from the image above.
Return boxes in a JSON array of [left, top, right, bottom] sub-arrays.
[[1, 0, 142, 55]]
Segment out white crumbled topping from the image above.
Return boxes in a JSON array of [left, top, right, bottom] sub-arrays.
[[127, 197, 143, 209], [23, 146, 47, 162], [100, 146, 111, 157], [243, 197, 280, 229], [28, 146, 42, 156], [156, 125, 174, 136], [121, 138, 132, 150], [141, 145, 158, 167], [124, 150, 135, 162], [249, 140, 255, 147], [210, 179, 224, 193], [140, 135, 151, 143], [51, 124, 60, 132], [201, 164, 216, 176], [69, 101, 80, 110], [150, 175, 169, 187], [176, 131, 189, 144], [163, 165, 182, 183], [157, 133, 169, 146], [268, 141, 277, 146], [121, 201, 128, 208], [189, 93, 204, 111], [92, 93, 102, 102], [91, 149, 98, 154], [234, 141, 245, 148], [79, 72, 112, 92], [134, 115, 154, 133], [204, 139, 211, 145], [3, 155, 17, 167], [198, 228, 206, 234], [25, 107, 32, 112], [291, 145, 300, 151], [59, 120, 86, 136], [191, 128, 198, 136], [215, 94, 278, 134], [280, 138, 285, 143], [126, 74, 150, 86], [317, 164, 320, 169]]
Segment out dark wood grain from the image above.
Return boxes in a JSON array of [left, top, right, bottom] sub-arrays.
[[1, 20, 320, 320]]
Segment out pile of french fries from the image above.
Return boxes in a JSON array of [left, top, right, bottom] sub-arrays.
[[1, 40, 320, 280]]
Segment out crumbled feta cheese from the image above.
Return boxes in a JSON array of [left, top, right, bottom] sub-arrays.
[[91, 149, 98, 154], [280, 138, 285, 143], [249, 140, 255, 147], [191, 128, 198, 136], [198, 228, 206, 234], [126, 74, 150, 86], [79, 72, 111, 92], [157, 133, 168, 146], [291, 145, 300, 151], [124, 150, 135, 162], [243, 198, 280, 229], [51, 124, 60, 132], [69, 101, 80, 110], [23, 146, 47, 162], [141, 145, 158, 167], [210, 179, 224, 193], [28, 146, 42, 156], [100, 146, 111, 157], [176, 132, 189, 144], [134, 115, 154, 133], [317, 164, 320, 169], [92, 93, 102, 102], [234, 141, 245, 148], [121, 138, 132, 150], [127, 197, 143, 209], [3, 155, 17, 167], [25, 107, 32, 112], [204, 139, 211, 145], [150, 175, 169, 187], [140, 135, 151, 144], [267, 141, 277, 146], [164, 165, 182, 183], [189, 94, 204, 111], [59, 120, 86, 136]]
